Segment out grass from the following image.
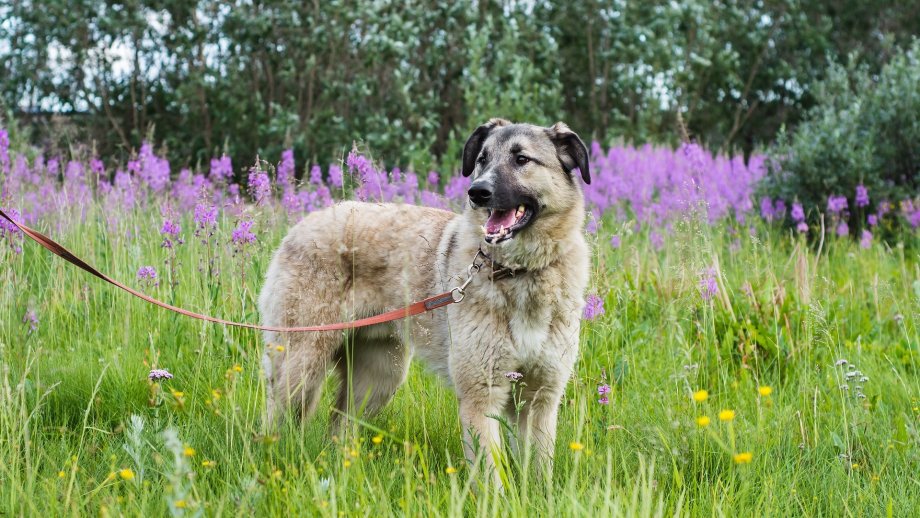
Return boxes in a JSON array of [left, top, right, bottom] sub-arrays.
[[1, 201, 918, 517]]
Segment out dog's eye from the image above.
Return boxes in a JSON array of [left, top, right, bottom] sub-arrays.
[[516, 155, 530, 166], [477, 155, 487, 165]]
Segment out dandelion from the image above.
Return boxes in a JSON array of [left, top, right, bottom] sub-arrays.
[[733, 452, 753, 464], [569, 441, 585, 451], [58, 471, 66, 478], [372, 435, 383, 445], [232, 364, 243, 373], [692, 390, 709, 402], [148, 369, 173, 381], [445, 466, 458, 474], [505, 371, 523, 382], [174, 500, 187, 509], [275, 345, 285, 352], [183, 446, 195, 457], [118, 468, 135, 480], [696, 416, 711, 427], [201, 460, 216, 468], [758, 386, 773, 397], [718, 409, 736, 422], [583, 294, 605, 320]]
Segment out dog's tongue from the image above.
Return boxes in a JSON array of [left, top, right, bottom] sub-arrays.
[[486, 209, 516, 233]]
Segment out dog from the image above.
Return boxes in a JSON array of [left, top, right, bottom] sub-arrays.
[[258, 118, 590, 479]]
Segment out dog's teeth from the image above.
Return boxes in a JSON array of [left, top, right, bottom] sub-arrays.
[[518, 205, 525, 215]]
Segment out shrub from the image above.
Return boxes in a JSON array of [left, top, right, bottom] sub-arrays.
[[759, 40, 920, 235]]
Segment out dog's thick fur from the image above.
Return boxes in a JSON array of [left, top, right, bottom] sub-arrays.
[[259, 119, 590, 477]]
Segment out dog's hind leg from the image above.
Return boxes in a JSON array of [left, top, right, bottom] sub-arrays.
[[331, 326, 410, 431], [263, 331, 341, 425]]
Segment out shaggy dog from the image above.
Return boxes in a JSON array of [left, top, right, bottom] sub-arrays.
[[259, 119, 590, 479]]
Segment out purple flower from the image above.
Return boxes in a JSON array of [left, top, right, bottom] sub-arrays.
[[650, 232, 664, 250], [148, 368, 173, 381], [308, 165, 323, 186], [583, 294, 605, 320], [22, 309, 38, 334], [210, 155, 233, 183], [194, 203, 218, 234], [791, 203, 805, 223], [836, 221, 849, 237], [0, 127, 10, 173], [160, 218, 182, 248], [505, 371, 524, 382], [427, 171, 439, 186], [231, 220, 256, 245], [859, 230, 872, 249], [827, 195, 848, 214], [248, 168, 271, 205], [760, 196, 775, 221], [855, 185, 869, 208], [137, 266, 157, 280], [277, 149, 295, 186], [867, 214, 878, 227], [796, 221, 809, 233], [610, 235, 621, 249], [598, 384, 611, 395], [598, 395, 610, 405], [328, 164, 343, 188], [699, 267, 718, 301]]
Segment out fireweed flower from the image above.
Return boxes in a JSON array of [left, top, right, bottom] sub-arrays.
[[160, 218, 182, 248], [860, 230, 873, 249], [277, 149, 295, 186], [148, 369, 173, 381], [855, 185, 869, 207], [698, 268, 718, 301], [796, 221, 809, 233], [231, 220, 256, 245], [427, 171, 439, 186], [0, 127, 9, 173], [583, 294, 604, 320], [22, 309, 38, 334], [210, 155, 233, 183], [309, 164, 324, 186], [867, 214, 878, 226], [827, 195, 848, 214], [248, 168, 271, 205], [610, 235, 621, 249], [505, 371, 523, 382], [193, 203, 218, 236], [791, 203, 805, 223], [137, 266, 158, 287], [598, 384, 611, 404], [836, 221, 849, 237]]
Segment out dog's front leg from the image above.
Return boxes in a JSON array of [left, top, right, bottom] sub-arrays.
[[457, 387, 509, 487], [518, 385, 565, 479]]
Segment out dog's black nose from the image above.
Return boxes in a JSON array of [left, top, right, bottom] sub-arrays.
[[468, 181, 492, 205]]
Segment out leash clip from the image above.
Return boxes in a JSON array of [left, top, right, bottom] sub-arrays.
[[450, 249, 487, 302]]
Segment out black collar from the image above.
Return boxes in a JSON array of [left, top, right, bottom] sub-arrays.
[[478, 247, 527, 281]]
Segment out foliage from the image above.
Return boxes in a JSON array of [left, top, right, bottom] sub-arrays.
[[760, 40, 920, 234], [3, 1, 920, 172], [1, 132, 919, 515]]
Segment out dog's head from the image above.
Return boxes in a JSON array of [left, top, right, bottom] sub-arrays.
[[461, 119, 590, 251]]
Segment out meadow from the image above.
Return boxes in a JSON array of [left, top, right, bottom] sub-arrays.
[[1, 132, 918, 516]]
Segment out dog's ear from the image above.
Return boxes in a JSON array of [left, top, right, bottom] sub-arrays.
[[546, 122, 590, 184], [461, 118, 510, 177]]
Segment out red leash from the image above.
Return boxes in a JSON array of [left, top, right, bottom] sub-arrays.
[[0, 208, 475, 333]]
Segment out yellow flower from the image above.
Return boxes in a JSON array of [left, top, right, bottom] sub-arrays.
[[343, 459, 352, 468], [445, 466, 458, 474], [372, 435, 383, 445], [718, 409, 736, 422], [232, 364, 243, 373], [272, 469, 283, 479], [118, 468, 135, 481], [275, 345, 285, 352], [58, 471, 66, 478], [569, 441, 584, 451], [692, 390, 709, 402], [174, 500, 187, 509], [733, 452, 753, 464], [696, 416, 711, 427], [201, 460, 216, 468], [171, 390, 184, 398], [183, 446, 196, 457], [851, 463, 860, 470], [758, 386, 773, 397]]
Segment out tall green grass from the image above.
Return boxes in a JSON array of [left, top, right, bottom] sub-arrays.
[[1, 203, 917, 516]]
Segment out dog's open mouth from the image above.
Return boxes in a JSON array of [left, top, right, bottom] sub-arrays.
[[483, 205, 535, 244]]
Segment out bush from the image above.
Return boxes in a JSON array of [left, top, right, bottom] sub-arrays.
[[760, 40, 920, 235]]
